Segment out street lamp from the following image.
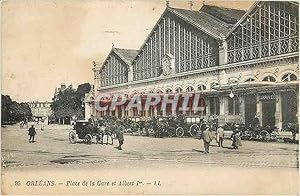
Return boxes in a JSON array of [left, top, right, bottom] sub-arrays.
[[229, 86, 234, 98]]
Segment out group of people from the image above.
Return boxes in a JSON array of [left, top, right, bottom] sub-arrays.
[[88, 116, 124, 150], [19, 120, 28, 129], [202, 124, 242, 154]]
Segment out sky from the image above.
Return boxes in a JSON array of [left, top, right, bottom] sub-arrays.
[[2, 0, 253, 102]]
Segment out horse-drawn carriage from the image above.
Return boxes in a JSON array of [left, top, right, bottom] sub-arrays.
[[123, 115, 206, 138], [68, 120, 116, 144], [174, 116, 206, 138], [235, 123, 279, 142]]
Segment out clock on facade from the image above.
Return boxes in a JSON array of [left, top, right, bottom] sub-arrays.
[[161, 54, 175, 76]]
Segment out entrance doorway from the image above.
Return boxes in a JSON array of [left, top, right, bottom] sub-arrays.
[[262, 99, 276, 127], [281, 91, 297, 124], [245, 94, 257, 126]]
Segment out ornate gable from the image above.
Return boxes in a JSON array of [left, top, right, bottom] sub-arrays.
[[132, 7, 226, 81], [227, 1, 299, 63]]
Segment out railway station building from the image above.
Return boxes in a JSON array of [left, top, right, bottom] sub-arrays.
[[86, 1, 299, 130]]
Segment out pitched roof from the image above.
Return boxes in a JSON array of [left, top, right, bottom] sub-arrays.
[[113, 48, 138, 65], [99, 47, 138, 71], [169, 7, 233, 40], [225, 1, 261, 38], [226, 1, 299, 38], [200, 4, 246, 24]]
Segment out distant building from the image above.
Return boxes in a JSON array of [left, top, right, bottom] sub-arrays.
[[27, 101, 52, 122], [54, 83, 72, 99]]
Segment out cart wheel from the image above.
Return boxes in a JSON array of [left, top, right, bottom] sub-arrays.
[[189, 124, 200, 137], [259, 130, 270, 142], [176, 127, 185, 137], [69, 131, 77, 144], [84, 134, 92, 144]]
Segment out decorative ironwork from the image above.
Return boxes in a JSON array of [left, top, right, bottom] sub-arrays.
[[100, 54, 128, 87], [133, 14, 218, 81], [227, 2, 299, 63]]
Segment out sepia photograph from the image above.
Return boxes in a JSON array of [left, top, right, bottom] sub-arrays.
[[1, 0, 299, 195]]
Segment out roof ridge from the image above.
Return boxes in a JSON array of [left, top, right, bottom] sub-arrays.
[[199, 10, 233, 27], [114, 47, 138, 51], [201, 4, 247, 12], [169, 7, 200, 13], [169, 8, 228, 39]]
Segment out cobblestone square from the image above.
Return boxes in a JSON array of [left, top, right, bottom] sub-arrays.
[[1, 124, 299, 194]]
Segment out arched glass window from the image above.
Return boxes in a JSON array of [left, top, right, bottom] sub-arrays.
[[175, 87, 183, 93], [245, 78, 255, 82], [210, 82, 219, 89], [166, 89, 172, 93], [262, 75, 276, 82], [186, 86, 194, 92], [197, 84, 206, 91], [282, 73, 297, 81]]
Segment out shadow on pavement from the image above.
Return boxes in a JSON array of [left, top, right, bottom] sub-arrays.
[[192, 149, 204, 153]]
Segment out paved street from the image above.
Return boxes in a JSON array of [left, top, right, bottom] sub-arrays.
[[1, 124, 299, 194], [1, 124, 298, 168]]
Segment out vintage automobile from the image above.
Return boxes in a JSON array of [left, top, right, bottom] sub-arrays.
[[175, 116, 206, 138], [69, 120, 105, 144]]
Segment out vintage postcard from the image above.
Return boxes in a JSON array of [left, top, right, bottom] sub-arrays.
[[1, 0, 299, 195]]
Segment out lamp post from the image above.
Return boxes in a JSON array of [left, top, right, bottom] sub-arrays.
[[229, 86, 235, 98], [81, 98, 85, 120]]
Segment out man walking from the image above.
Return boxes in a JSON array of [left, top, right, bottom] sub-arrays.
[[116, 130, 124, 150], [28, 125, 36, 143], [216, 124, 225, 147], [202, 127, 213, 154]]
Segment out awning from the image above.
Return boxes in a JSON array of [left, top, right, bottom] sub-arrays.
[[212, 81, 299, 93]]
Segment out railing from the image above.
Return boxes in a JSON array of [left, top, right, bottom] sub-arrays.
[[179, 54, 217, 72], [227, 36, 299, 63]]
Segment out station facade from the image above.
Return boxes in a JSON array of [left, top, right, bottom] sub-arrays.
[[87, 1, 299, 129]]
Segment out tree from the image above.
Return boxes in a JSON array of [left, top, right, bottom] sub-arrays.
[[51, 83, 91, 120], [1, 95, 32, 124], [1, 95, 13, 123]]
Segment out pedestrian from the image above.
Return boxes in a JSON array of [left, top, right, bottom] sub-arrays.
[[28, 125, 36, 143], [116, 130, 124, 150], [19, 120, 24, 129], [251, 114, 260, 128], [212, 115, 218, 131], [231, 126, 242, 149], [216, 124, 225, 147], [202, 127, 213, 154]]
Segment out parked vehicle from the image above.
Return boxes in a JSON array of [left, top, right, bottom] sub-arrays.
[[282, 123, 299, 141], [69, 120, 105, 144]]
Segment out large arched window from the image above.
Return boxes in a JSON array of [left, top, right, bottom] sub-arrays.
[[166, 88, 172, 93], [245, 78, 256, 82], [197, 84, 206, 91], [186, 86, 194, 92], [210, 82, 219, 89], [262, 75, 276, 82], [175, 87, 183, 93], [282, 73, 297, 81]]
